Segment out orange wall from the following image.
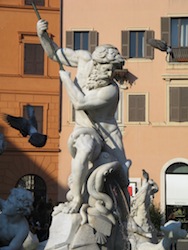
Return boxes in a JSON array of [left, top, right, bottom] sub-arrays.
[[0, 1, 61, 202], [58, 0, 188, 207]]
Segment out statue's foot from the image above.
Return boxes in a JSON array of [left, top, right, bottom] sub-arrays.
[[52, 198, 82, 215], [62, 198, 82, 214]]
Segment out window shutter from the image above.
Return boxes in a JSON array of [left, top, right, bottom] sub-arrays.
[[129, 95, 145, 122], [66, 31, 74, 49], [145, 30, 154, 59], [129, 95, 137, 121], [161, 17, 170, 45], [121, 30, 130, 58], [89, 31, 98, 53], [170, 87, 180, 122], [180, 87, 188, 122], [25, 0, 44, 6], [24, 44, 44, 75], [137, 95, 145, 121], [35, 45, 44, 75]]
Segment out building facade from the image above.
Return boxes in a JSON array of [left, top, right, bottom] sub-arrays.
[[59, 0, 188, 224], [0, 0, 60, 204], [1, 0, 188, 225]]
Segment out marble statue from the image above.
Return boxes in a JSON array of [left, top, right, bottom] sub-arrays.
[[0, 188, 33, 250], [37, 19, 131, 213], [36, 18, 131, 249], [127, 170, 159, 250], [34, 15, 187, 250], [138, 220, 187, 250]]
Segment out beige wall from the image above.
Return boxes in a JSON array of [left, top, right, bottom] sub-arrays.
[[59, 0, 188, 210]]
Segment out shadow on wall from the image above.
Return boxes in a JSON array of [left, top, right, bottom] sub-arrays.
[[126, 71, 138, 85], [0, 124, 66, 204]]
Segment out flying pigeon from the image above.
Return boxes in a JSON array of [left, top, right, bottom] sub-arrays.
[[0, 133, 7, 155], [148, 38, 173, 60], [3, 104, 47, 148], [142, 169, 149, 182]]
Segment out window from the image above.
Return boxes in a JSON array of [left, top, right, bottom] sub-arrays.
[[24, 44, 44, 75], [130, 31, 144, 58], [128, 94, 146, 122], [23, 105, 44, 133], [16, 174, 47, 205], [169, 87, 188, 122], [121, 30, 154, 59], [25, 0, 45, 6], [74, 32, 89, 50], [161, 17, 188, 62], [171, 18, 188, 48], [66, 31, 98, 53]]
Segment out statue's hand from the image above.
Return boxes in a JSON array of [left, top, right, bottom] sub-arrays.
[[37, 19, 48, 37]]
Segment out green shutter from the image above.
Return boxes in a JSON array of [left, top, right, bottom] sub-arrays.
[[121, 30, 130, 58], [89, 31, 98, 53], [129, 95, 145, 122], [170, 87, 180, 122], [180, 87, 188, 122], [66, 31, 74, 49], [161, 17, 170, 45], [145, 30, 154, 59]]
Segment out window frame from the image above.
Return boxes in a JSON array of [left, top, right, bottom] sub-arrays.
[[121, 29, 154, 59], [161, 17, 188, 62], [20, 102, 48, 134], [129, 31, 145, 58], [23, 0, 46, 6], [24, 43, 45, 76], [167, 82, 188, 124], [126, 93, 149, 124], [66, 30, 98, 53], [18, 32, 48, 77]]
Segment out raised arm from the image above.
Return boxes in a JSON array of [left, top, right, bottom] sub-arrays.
[[36, 19, 90, 67]]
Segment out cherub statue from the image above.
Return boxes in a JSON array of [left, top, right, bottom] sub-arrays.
[[0, 188, 33, 250]]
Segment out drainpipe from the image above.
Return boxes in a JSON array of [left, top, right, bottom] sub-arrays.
[[59, 0, 63, 132]]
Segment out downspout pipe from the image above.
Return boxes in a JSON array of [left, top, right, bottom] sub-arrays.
[[59, 0, 63, 132]]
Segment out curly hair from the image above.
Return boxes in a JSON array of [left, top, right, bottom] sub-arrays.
[[92, 44, 124, 65], [10, 188, 33, 216]]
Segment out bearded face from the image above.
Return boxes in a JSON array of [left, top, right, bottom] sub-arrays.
[[86, 63, 114, 90], [86, 45, 124, 90]]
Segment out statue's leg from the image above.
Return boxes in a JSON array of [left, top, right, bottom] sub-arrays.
[[67, 134, 100, 213]]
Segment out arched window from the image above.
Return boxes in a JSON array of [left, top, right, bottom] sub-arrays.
[[166, 162, 188, 174], [165, 162, 188, 229], [16, 174, 47, 207]]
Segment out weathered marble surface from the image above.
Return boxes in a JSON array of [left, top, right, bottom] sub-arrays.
[[138, 220, 187, 250], [0, 188, 33, 250], [36, 18, 131, 250]]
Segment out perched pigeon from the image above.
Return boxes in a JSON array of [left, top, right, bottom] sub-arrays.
[[142, 169, 149, 182], [0, 133, 7, 155], [4, 104, 47, 148], [148, 38, 173, 60]]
